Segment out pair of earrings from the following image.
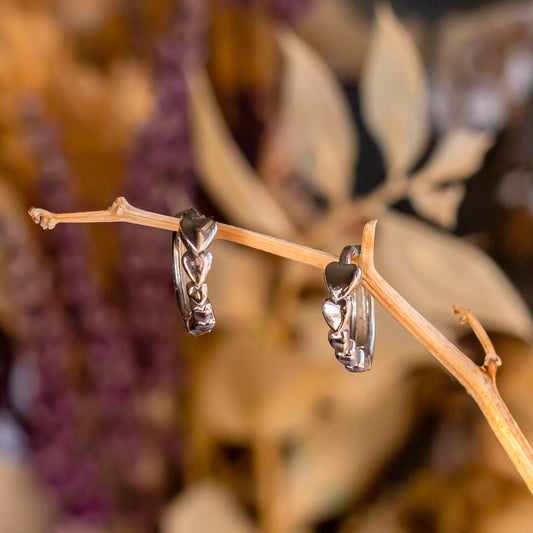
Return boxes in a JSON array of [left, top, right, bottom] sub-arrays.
[[172, 210, 375, 372]]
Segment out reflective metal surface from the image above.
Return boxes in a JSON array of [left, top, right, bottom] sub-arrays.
[[172, 208, 217, 335], [322, 245, 375, 372]]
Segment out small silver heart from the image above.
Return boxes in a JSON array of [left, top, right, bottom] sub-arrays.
[[322, 298, 346, 331], [193, 307, 215, 324], [335, 339, 357, 363], [324, 261, 361, 301], [188, 310, 215, 335], [328, 329, 348, 353], [180, 215, 217, 254], [183, 250, 212, 285], [188, 282, 208, 306]]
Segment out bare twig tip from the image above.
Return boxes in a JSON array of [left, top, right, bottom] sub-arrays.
[[453, 305, 469, 316], [28, 207, 56, 230], [360, 219, 378, 272], [453, 305, 499, 379], [28, 207, 39, 223]]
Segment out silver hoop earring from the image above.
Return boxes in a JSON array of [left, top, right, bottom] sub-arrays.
[[322, 245, 375, 372], [172, 208, 217, 335]]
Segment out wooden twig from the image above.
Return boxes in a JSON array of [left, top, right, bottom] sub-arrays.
[[28, 197, 533, 494], [453, 306, 502, 382], [29, 197, 335, 268]]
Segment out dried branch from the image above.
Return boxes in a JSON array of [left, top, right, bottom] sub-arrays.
[[453, 306, 502, 382], [29, 197, 335, 268], [28, 197, 533, 494]]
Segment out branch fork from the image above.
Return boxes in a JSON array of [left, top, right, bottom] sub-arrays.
[[28, 197, 533, 494], [453, 306, 502, 383]]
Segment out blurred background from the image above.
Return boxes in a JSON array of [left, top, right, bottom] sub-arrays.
[[1, 0, 533, 532]]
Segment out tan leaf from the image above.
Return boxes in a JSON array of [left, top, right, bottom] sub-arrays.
[[194, 334, 336, 442], [408, 182, 466, 229], [411, 129, 493, 184], [340, 496, 403, 533], [276, 28, 358, 205], [361, 5, 428, 176], [476, 496, 533, 533], [286, 386, 411, 527], [108, 61, 155, 134], [376, 211, 533, 340], [296, 0, 370, 81], [0, 5, 66, 100], [0, 456, 55, 533], [186, 69, 297, 239], [56, 0, 114, 31], [207, 241, 273, 329], [161, 479, 256, 533], [291, 295, 429, 412]]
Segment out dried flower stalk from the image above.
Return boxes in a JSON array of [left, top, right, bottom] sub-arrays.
[[29, 197, 533, 494]]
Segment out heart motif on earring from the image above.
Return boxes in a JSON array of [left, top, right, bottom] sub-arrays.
[[183, 250, 212, 285], [179, 216, 217, 254], [322, 297, 348, 331], [188, 282, 208, 306], [324, 262, 361, 301]]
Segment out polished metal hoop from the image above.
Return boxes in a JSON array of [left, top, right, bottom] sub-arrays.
[[172, 208, 217, 335], [322, 245, 375, 372]]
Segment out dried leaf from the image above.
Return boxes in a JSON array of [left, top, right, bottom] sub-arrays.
[[195, 334, 336, 442], [0, 456, 54, 533], [108, 61, 155, 135], [208, 241, 273, 329], [376, 212, 533, 340], [56, 0, 114, 31], [291, 295, 429, 411], [0, 5, 66, 105], [296, 0, 370, 81], [410, 129, 493, 185], [407, 129, 492, 227], [161, 479, 256, 533], [276, 28, 358, 205], [286, 386, 411, 527], [187, 69, 297, 238], [476, 496, 533, 533], [361, 5, 428, 176], [340, 496, 403, 533], [408, 182, 466, 229]]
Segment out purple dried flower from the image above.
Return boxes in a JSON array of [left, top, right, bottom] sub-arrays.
[[6, 0, 207, 528], [21, 103, 147, 524], [121, 0, 204, 396], [0, 191, 113, 521]]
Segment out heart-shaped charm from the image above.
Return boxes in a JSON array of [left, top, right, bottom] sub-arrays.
[[328, 329, 348, 352], [188, 282, 208, 306], [188, 309, 215, 335], [183, 250, 212, 285], [324, 261, 361, 301], [193, 307, 215, 325], [322, 297, 347, 331], [179, 215, 217, 254]]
